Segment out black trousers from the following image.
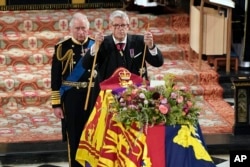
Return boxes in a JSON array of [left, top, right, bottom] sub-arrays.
[[62, 87, 93, 167]]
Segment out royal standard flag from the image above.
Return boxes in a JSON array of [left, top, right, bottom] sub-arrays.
[[76, 89, 152, 167], [76, 68, 151, 166], [76, 90, 109, 167]]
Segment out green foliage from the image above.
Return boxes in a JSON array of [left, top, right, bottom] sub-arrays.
[[109, 74, 201, 129]]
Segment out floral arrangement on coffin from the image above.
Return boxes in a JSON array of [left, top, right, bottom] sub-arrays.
[[109, 74, 201, 129]]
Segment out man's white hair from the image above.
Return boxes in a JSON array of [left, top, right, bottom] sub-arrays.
[[109, 10, 130, 25], [69, 12, 90, 29]]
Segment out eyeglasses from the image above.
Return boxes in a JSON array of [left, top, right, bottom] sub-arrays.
[[112, 24, 128, 28]]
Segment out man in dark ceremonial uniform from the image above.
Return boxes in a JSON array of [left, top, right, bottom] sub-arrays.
[[51, 12, 97, 167]]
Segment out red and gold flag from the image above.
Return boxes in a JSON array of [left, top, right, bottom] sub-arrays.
[[76, 67, 153, 167], [76, 89, 152, 167]]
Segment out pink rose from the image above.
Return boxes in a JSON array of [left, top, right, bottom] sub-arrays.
[[177, 96, 183, 103], [187, 101, 193, 107], [159, 104, 169, 114]]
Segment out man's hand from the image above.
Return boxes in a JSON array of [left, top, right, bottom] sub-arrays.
[[94, 31, 104, 45], [53, 107, 64, 119], [144, 31, 154, 49], [93, 31, 104, 54]]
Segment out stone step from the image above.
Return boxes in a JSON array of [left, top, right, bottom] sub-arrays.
[[0, 89, 51, 108], [0, 44, 188, 67], [0, 9, 189, 33], [0, 26, 189, 50], [0, 103, 61, 143], [0, 31, 68, 50], [0, 64, 51, 91], [0, 48, 54, 65], [0, 59, 222, 100]]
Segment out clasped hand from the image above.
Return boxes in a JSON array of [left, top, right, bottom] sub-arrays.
[[92, 32, 104, 54], [94, 31, 104, 44], [144, 31, 154, 49]]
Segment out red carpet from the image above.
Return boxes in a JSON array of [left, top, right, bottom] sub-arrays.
[[0, 8, 234, 143]]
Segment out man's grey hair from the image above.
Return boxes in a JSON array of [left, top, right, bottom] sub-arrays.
[[69, 12, 90, 29], [109, 10, 130, 25]]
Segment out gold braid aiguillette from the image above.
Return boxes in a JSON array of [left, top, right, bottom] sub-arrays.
[[56, 44, 74, 75]]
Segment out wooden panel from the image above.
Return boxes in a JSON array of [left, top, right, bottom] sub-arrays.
[[203, 7, 225, 55], [190, 5, 227, 55], [72, 0, 85, 3], [190, 5, 201, 54], [0, 0, 6, 6], [224, 17, 228, 54]]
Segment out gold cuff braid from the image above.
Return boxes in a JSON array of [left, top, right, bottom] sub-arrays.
[[51, 90, 61, 105]]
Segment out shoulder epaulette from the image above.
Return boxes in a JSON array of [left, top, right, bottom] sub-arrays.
[[56, 36, 71, 45]]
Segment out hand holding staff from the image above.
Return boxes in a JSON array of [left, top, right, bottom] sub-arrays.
[[140, 22, 152, 77], [84, 31, 104, 110]]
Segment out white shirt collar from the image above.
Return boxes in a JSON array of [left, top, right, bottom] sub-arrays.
[[112, 35, 127, 44]]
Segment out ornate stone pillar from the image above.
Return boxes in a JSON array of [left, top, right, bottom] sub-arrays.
[[231, 77, 250, 135]]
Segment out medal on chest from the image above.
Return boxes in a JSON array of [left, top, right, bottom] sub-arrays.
[[81, 45, 89, 57]]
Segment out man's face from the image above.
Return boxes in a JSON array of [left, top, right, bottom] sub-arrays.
[[109, 17, 129, 42], [71, 19, 89, 42]]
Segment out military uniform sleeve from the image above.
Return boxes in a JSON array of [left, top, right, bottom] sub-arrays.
[[51, 43, 63, 108]]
